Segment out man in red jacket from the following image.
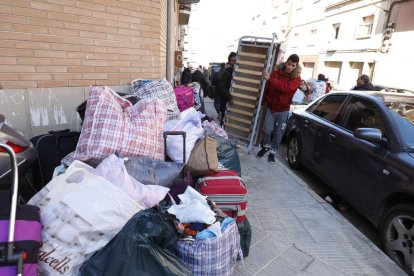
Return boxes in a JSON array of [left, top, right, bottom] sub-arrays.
[[257, 54, 302, 163]]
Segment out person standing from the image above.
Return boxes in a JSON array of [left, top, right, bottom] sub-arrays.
[[352, 74, 376, 90], [181, 62, 193, 85], [212, 62, 226, 114], [216, 52, 236, 125], [257, 54, 302, 163], [309, 73, 328, 101]]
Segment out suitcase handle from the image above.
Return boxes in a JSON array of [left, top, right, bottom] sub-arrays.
[[48, 129, 70, 134], [0, 143, 25, 275]]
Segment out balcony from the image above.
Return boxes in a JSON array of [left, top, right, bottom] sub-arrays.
[[179, 4, 191, 25]]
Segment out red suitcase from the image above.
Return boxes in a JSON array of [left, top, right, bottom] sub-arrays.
[[197, 170, 247, 222]]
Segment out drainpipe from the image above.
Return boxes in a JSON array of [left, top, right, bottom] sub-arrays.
[[166, 0, 174, 84], [386, 0, 409, 27]]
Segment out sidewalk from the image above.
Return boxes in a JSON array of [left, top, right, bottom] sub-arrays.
[[202, 98, 405, 275]]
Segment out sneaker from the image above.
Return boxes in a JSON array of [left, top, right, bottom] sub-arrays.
[[268, 152, 275, 164], [257, 147, 269, 158]]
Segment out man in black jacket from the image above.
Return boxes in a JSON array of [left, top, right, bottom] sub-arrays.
[[353, 74, 375, 90], [215, 52, 236, 125], [181, 62, 193, 85]]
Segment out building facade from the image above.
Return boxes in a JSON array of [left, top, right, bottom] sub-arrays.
[[264, 0, 414, 90], [0, 0, 194, 138]]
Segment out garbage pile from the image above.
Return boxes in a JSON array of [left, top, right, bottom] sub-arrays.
[[13, 79, 251, 276]]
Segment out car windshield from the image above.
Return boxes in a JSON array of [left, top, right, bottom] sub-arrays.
[[385, 97, 414, 151]]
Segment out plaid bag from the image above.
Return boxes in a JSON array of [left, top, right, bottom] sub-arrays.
[[62, 86, 167, 166], [171, 219, 242, 276], [202, 120, 229, 139], [131, 79, 180, 121]]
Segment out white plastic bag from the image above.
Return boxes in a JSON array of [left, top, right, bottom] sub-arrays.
[[164, 107, 204, 163], [29, 161, 142, 276], [94, 155, 170, 209], [167, 186, 215, 224]]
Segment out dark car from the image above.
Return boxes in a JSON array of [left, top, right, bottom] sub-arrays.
[[285, 91, 414, 274]]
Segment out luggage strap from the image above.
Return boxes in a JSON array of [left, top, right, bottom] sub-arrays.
[[218, 205, 246, 216]]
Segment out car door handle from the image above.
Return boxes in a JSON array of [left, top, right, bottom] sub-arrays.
[[329, 133, 336, 142]]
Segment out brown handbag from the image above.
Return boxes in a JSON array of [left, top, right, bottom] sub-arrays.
[[186, 135, 219, 176]]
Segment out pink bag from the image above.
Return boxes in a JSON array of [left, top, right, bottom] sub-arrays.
[[174, 85, 194, 112]]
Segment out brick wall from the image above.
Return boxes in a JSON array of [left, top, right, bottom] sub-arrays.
[[0, 0, 170, 89]]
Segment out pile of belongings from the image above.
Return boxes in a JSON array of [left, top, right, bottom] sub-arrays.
[[28, 78, 248, 275]]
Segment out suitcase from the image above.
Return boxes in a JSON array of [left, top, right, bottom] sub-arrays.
[[30, 129, 80, 189], [163, 131, 194, 203], [0, 143, 41, 276], [197, 170, 247, 222]]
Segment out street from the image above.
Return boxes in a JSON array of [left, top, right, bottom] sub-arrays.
[[274, 142, 383, 249]]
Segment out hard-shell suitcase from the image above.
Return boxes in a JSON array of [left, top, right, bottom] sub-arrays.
[[0, 143, 41, 276], [164, 131, 194, 203], [30, 129, 80, 189], [197, 170, 247, 222]]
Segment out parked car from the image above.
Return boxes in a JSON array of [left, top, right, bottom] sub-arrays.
[[289, 88, 309, 118], [0, 114, 38, 201], [374, 84, 414, 95], [285, 91, 414, 274]]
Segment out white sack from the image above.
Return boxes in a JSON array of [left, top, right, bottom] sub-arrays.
[[164, 107, 204, 163], [28, 161, 142, 276], [94, 154, 170, 209]]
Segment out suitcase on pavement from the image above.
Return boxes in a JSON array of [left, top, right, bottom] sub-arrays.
[[164, 131, 194, 203], [197, 170, 248, 222], [30, 129, 80, 189], [0, 144, 41, 276]]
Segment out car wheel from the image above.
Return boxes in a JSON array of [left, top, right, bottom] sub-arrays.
[[382, 204, 414, 275], [287, 134, 302, 170]]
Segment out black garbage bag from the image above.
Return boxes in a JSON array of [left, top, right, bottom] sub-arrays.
[[79, 208, 191, 276], [208, 132, 241, 175], [122, 156, 185, 187]]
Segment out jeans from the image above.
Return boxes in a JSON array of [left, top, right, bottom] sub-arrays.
[[262, 108, 289, 151]]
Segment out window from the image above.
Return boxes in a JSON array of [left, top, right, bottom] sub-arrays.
[[333, 23, 340, 39], [309, 29, 317, 45], [355, 15, 374, 39], [342, 97, 387, 136], [309, 95, 347, 123]]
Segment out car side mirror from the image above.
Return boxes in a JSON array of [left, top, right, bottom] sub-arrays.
[[354, 128, 383, 144]]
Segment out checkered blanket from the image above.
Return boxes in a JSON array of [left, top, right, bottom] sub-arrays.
[[171, 219, 242, 276], [131, 79, 180, 121], [62, 86, 167, 166]]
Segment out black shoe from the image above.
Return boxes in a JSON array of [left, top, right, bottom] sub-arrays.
[[268, 153, 275, 164], [257, 147, 269, 158]]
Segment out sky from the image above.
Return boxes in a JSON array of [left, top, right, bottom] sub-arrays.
[[184, 0, 273, 67]]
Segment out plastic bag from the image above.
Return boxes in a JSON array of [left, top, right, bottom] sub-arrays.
[[94, 155, 170, 209], [28, 161, 142, 275], [79, 208, 191, 276], [207, 132, 241, 175], [122, 156, 184, 187], [164, 107, 204, 163], [167, 186, 215, 224]]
